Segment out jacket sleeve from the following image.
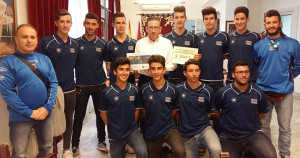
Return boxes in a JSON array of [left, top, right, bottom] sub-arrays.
[[43, 57, 58, 113], [292, 41, 300, 78], [0, 58, 33, 118], [37, 38, 47, 55]]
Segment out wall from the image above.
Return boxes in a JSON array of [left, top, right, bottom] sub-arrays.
[[15, 0, 29, 25]]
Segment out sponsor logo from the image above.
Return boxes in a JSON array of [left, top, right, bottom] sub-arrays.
[[56, 48, 62, 53], [149, 95, 153, 100], [80, 46, 84, 50], [184, 41, 190, 46], [198, 97, 205, 102], [128, 46, 134, 51], [181, 93, 186, 98], [251, 99, 257, 104], [96, 47, 101, 52], [165, 97, 171, 103], [231, 97, 237, 103], [114, 96, 119, 101], [0, 74, 5, 80], [216, 41, 222, 46], [70, 48, 75, 53], [0, 67, 8, 72], [129, 96, 135, 101], [246, 41, 252, 46], [114, 46, 118, 51]]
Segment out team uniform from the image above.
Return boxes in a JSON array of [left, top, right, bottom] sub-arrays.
[[0, 51, 58, 157], [177, 82, 221, 158], [72, 35, 107, 150], [213, 83, 276, 158], [99, 83, 147, 158], [38, 33, 79, 150], [141, 81, 185, 158], [196, 30, 228, 92], [164, 30, 198, 85], [103, 35, 136, 84], [253, 35, 300, 157], [227, 30, 260, 83]]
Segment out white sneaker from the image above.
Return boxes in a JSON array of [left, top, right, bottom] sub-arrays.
[[97, 142, 109, 153], [62, 150, 73, 158], [72, 147, 80, 158]]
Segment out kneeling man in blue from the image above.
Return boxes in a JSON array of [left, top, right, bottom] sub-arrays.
[[99, 57, 147, 158], [177, 59, 221, 158], [213, 61, 276, 158]]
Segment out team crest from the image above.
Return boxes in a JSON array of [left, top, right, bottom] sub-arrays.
[[114, 46, 118, 51], [231, 97, 237, 103], [149, 95, 153, 100], [114, 96, 119, 101], [216, 41, 222, 46], [172, 40, 176, 44], [181, 93, 186, 98], [251, 99, 257, 104], [70, 48, 75, 53], [56, 48, 62, 53], [128, 46, 134, 51], [165, 97, 171, 103], [246, 41, 252, 46], [80, 46, 85, 50], [184, 41, 190, 46], [231, 40, 235, 44], [129, 96, 135, 101], [198, 97, 205, 102], [0, 67, 7, 72], [96, 47, 101, 52], [200, 39, 204, 44], [0, 74, 5, 80]]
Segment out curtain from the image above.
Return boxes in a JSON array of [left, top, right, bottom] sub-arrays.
[[108, 0, 115, 40], [87, 0, 102, 37], [116, 0, 121, 12], [28, 0, 68, 42], [141, 14, 173, 38]]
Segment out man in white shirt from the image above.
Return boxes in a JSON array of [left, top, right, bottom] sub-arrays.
[[135, 17, 176, 86]]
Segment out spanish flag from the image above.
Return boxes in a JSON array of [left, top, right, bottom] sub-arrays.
[[128, 20, 132, 38]]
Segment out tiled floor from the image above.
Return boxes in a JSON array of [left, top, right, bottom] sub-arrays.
[[56, 94, 300, 158]]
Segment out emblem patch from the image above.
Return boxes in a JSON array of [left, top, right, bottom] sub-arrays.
[[231, 40, 235, 44], [0, 67, 7, 72], [245, 41, 252, 46], [251, 99, 257, 104], [0, 75, 5, 80], [80, 46, 84, 50], [56, 48, 62, 53], [149, 95, 153, 100], [96, 47, 101, 52], [114, 96, 119, 101], [70, 48, 75, 53], [172, 40, 176, 44], [181, 93, 186, 98], [200, 39, 204, 44], [128, 46, 134, 51], [165, 97, 171, 103], [198, 97, 205, 102], [184, 41, 190, 46], [114, 46, 118, 51], [216, 41, 222, 46], [129, 96, 135, 101], [231, 97, 237, 103]]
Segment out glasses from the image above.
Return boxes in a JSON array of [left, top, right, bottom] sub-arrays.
[[234, 71, 250, 75], [147, 26, 160, 30], [270, 40, 278, 49]]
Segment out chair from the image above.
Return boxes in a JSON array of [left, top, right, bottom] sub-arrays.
[[0, 144, 10, 158]]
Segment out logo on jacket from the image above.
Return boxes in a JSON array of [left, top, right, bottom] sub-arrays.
[[0, 74, 5, 80], [181, 93, 186, 98], [80, 46, 85, 50], [114, 46, 118, 51], [0, 67, 8, 72], [231, 40, 235, 44], [184, 41, 190, 46], [198, 97, 205, 102], [56, 48, 62, 53], [216, 41, 222, 46], [246, 41, 252, 46], [70, 48, 75, 53], [165, 97, 171, 103], [231, 97, 237, 103], [149, 95, 153, 100], [200, 39, 204, 44], [114, 96, 119, 101], [128, 46, 134, 51], [96, 47, 101, 52], [129, 96, 135, 101], [251, 99, 257, 104], [172, 40, 176, 44]]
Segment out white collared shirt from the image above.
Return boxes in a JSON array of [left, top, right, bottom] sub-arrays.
[[135, 36, 176, 76]]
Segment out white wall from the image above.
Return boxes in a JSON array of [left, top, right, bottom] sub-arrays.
[[15, 0, 29, 25]]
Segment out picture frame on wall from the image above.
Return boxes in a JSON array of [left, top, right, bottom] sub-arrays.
[[0, 0, 16, 59], [225, 21, 236, 33]]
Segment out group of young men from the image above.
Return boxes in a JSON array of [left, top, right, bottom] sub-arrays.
[[0, 3, 299, 158]]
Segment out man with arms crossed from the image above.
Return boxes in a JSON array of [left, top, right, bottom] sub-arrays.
[[99, 57, 147, 158], [71, 13, 108, 157], [253, 9, 300, 158], [104, 12, 136, 84], [0, 24, 58, 158], [164, 5, 198, 85], [38, 9, 78, 158], [213, 61, 276, 158], [227, 6, 260, 84], [141, 55, 185, 158], [177, 59, 221, 158]]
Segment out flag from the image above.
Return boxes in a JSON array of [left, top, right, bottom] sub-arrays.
[[128, 20, 132, 38], [137, 22, 141, 40]]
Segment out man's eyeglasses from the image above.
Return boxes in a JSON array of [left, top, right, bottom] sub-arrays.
[[270, 40, 278, 49], [234, 71, 250, 75], [147, 26, 160, 30]]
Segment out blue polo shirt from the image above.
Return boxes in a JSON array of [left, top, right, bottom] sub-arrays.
[[103, 35, 136, 83], [164, 30, 198, 79], [75, 35, 107, 85], [177, 82, 214, 138], [213, 83, 268, 139], [141, 81, 179, 139], [196, 30, 229, 81], [38, 33, 78, 92], [99, 82, 140, 141], [227, 30, 260, 82]]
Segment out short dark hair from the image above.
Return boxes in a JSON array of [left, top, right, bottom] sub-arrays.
[[148, 55, 165, 68], [114, 57, 130, 70], [112, 12, 125, 23], [265, 9, 285, 37], [183, 59, 200, 72], [232, 61, 249, 72], [173, 5, 186, 17], [234, 6, 249, 18], [85, 12, 99, 21], [146, 17, 161, 27], [15, 24, 37, 36], [55, 9, 71, 21], [201, 6, 217, 19]]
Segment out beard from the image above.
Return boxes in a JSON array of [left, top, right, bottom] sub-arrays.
[[235, 78, 248, 86], [266, 27, 280, 36]]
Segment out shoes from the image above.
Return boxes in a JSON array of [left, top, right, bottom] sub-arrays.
[[126, 144, 135, 154], [62, 150, 73, 158], [97, 142, 109, 153], [199, 145, 206, 156], [281, 156, 290, 158], [72, 147, 80, 158]]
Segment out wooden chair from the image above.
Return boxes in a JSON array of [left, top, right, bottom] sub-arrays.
[[0, 144, 10, 158]]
